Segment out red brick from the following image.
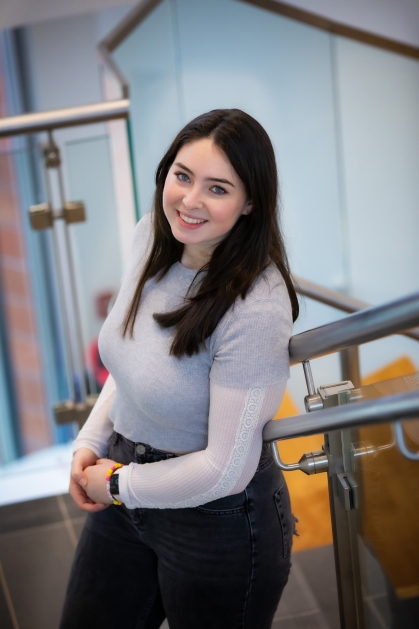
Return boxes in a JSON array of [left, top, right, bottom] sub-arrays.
[[15, 378, 46, 407], [0, 151, 15, 180], [0, 138, 13, 153], [1, 267, 30, 297], [0, 196, 19, 224], [0, 228, 24, 258], [19, 408, 52, 454], [5, 302, 36, 334], [10, 337, 42, 371]]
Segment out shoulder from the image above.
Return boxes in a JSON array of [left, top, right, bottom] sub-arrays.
[[211, 265, 293, 352], [209, 265, 293, 387], [232, 264, 293, 323], [127, 212, 153, 270], [132, 211, 153, 247]]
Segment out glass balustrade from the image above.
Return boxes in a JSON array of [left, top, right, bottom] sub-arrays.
[[345, 374, 419, 628]]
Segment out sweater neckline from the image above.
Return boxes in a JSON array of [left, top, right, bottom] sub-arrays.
[[175, 261, 201, 277]]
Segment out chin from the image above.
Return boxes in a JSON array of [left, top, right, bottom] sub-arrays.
[[170, 226, 194, 245]]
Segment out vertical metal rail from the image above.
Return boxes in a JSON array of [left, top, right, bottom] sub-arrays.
[[38, 133, 96, 422], [324, 346, 365, 629], [55, 157, 88, 402], [43, 150, 77, 402]]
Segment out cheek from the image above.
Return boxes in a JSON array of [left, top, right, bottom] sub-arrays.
[[162, 180, 178, 211], [213, 200, 245, 226]]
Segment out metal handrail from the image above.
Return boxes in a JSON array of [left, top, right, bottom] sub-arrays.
[[290, 291, 419, 365], [294, 276, 368, 313], [263, 389, 419, 443], [294, 276, 419, 342], [98, 0, 163, 98], [0, 99, 129, 137]]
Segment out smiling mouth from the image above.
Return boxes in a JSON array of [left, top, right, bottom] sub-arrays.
[[178, 211, 207, 225]]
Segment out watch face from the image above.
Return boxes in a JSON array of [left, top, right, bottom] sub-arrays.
[[110, 473, 120, 497]]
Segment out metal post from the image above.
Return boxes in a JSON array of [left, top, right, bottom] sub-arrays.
[[325, 429, 365, 628], [55, 162, 88, 401], [42, 133, 88, 403], [43, 161, 76, 402], [340, 346, 361, 388], [302, 359, 316, 395], [323, 345, 364, 628]]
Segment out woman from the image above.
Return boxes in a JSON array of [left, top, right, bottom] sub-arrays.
[[61, 109, 299, 629]]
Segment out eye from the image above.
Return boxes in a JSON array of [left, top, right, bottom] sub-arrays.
[[211, 185, 226, 195], [176, 172, 190, 183]]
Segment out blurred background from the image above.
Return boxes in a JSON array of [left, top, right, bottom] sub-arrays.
[[0, 1, 418, 628]]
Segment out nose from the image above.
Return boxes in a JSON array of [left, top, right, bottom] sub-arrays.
[[183, 185, 203, 211]]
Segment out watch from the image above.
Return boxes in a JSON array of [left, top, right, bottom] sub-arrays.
[[110, 471, 120, 500]]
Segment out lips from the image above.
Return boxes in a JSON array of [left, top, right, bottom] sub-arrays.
[[177, 211, 208, 229], [179, 211, 207, 224]]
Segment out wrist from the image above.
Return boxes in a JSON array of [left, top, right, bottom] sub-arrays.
[[105, 463, 124, 506], [110, 470, 121, 500]]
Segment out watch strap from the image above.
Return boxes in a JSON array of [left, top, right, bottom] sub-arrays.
[[109, 471, 120, 498]]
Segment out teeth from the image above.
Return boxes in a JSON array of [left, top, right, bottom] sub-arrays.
[[180, 213, 206, 225]]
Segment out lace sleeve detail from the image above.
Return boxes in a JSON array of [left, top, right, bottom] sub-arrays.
[[186, 387, 265, 506], [118, 381, 286, 509]]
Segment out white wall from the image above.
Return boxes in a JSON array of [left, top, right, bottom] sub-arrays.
[[28, 14, 102, 111], [0, 0, 135, 29], [273, 0, 419, 48], [335, 36, 419, 381], [4, 0, 419, 49]]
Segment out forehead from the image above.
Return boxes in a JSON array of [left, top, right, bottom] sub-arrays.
[[174, 138, 238, 180]]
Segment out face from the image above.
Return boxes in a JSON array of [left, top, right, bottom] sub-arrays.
[[162, 138, 252, 269]]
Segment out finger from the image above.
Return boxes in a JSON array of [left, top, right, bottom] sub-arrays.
[[69, 479, 106, 512], [71, 490, 107, 512], [71, 459, 86, 482], [71, 449, 99, 479], [69, 478, 90, 505], [71, 469, 87, 486]]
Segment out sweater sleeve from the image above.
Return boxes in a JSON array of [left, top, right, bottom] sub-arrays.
[[72, 374, 116, 458], [117, 379, 286, 509]]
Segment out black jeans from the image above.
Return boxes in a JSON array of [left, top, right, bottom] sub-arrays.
[[60, 432, 295, 629]]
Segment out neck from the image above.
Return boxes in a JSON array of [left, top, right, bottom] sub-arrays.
[[181, 245, 211, 270]]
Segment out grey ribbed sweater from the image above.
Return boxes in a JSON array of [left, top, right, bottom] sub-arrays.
[[74, 212, 293, 508]]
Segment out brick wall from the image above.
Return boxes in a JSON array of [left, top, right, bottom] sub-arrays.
[[0, 58, 52, 455]]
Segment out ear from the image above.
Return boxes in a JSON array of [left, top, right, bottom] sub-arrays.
[[242, 200, 253, 216]]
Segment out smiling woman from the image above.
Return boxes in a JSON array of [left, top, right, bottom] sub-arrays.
[[60, 109, 299, 629], [163, 139, 252, 269]]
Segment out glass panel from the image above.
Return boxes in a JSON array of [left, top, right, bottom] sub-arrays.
[[336, 36, 419, 307], [348, 374, 419, 628], [113, 0, 183, 218], [0, 134, 125, 507], [64, 135, 123, 352]]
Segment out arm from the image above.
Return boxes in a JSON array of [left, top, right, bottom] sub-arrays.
[[116, 379, 286, 509], [69, 375, 116, 511], [73, 373, 116, 458]]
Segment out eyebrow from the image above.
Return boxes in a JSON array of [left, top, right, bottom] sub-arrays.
[[174, 162, 235, 187]]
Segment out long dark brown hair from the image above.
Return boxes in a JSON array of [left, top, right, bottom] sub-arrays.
[[121, 109, 299, 356]]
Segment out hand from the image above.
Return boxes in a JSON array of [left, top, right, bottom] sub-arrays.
[[82, 458, 120, 506], [70, 448, 109, 512]]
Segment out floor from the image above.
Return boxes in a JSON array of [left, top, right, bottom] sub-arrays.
[[0, 494, 340, 629]]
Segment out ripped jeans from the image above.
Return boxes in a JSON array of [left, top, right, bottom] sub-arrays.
[[60, 432, 295, 629]]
